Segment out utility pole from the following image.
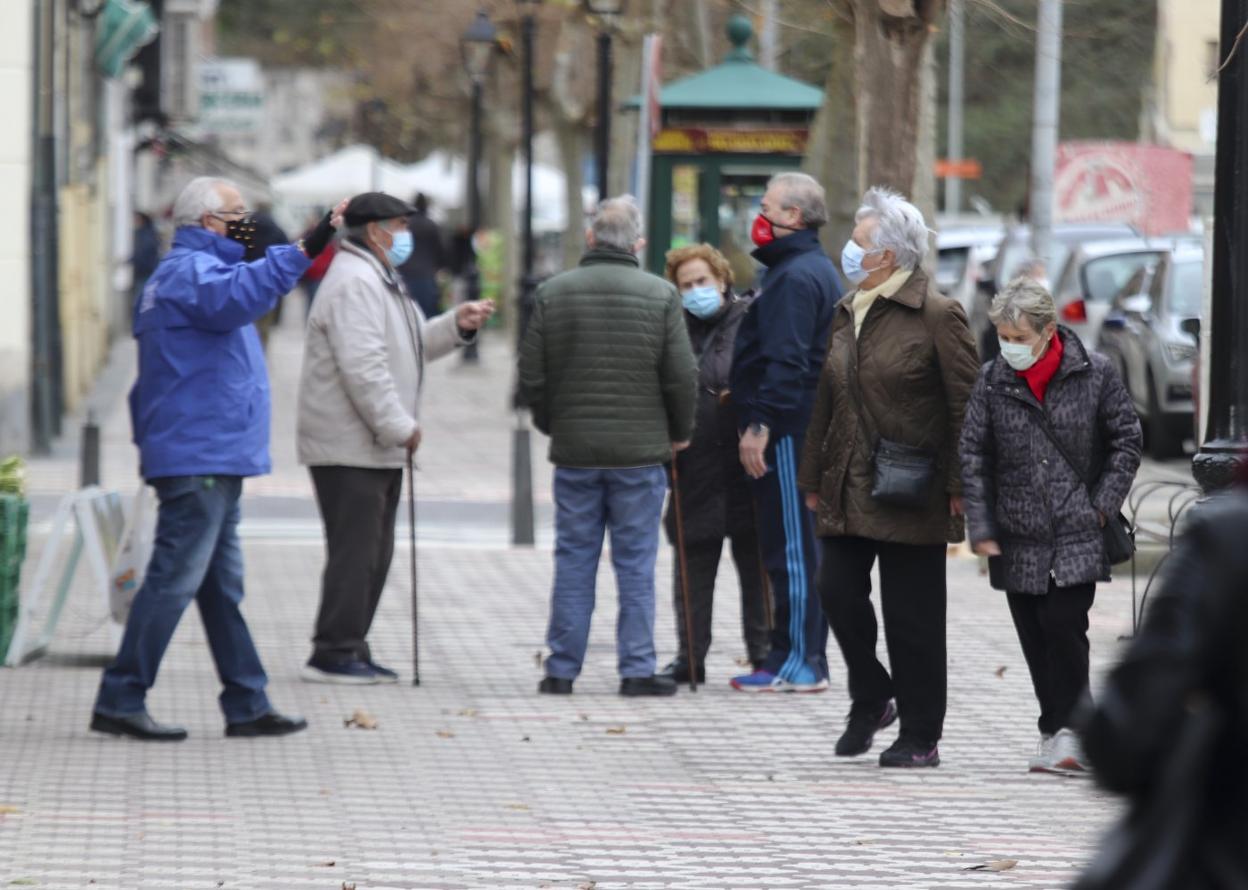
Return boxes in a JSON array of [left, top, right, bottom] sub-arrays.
[[1029, 0, 1063, 267], [944, 0, 965, 216], [1193, 0, 1248, 491], [759, 0, 778, 71]]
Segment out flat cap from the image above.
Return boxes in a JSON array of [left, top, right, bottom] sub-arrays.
[[343, 192, 415, 227]]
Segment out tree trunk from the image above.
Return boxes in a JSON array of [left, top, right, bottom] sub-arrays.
[[850, 0, 942, 192], [554, 118, 587, 269], [804, 2, 860, 261]]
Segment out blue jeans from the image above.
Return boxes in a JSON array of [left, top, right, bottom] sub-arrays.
[[94, 476, 271, 724], [546, 466, 667, 680]]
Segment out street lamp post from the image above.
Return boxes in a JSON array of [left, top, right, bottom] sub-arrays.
[[460, 10, 496, 366], [1193, 0, 1248, 491], [583, 0, 627, 201], [512, 0, 541, 547]]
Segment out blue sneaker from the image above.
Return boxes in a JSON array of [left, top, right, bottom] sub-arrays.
[[730, 665, 829, 693], [366, 660, 399, 684], [300, 658, 380, 685]]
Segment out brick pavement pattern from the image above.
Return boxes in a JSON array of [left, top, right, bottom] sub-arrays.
[[0, 311, 1125, 889]]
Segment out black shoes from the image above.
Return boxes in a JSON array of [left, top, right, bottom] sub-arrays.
[[225, 710, 308, 738], [619, 675, 678, 697], [90, 711, 188, 742], [657, 658, 706, 684], [879, 734, 940, 768], [538, 676, 573, 695], [835, 700, 898, 757]]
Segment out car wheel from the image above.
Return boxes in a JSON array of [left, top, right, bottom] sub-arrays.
[[1147, 370, 1183, 461]]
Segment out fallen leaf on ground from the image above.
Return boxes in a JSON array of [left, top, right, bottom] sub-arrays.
[[343, 709, 379, 730], [995, 666, 1008, 678], [963, 859, 1019, 872], [342, 883, 357, 890], [578, 714, 589, 721], [436, 729, 455, 739], [521, 735, 532, 742], [9, 880, 36, 886], [505, 803, 530, 811], [578, 883, 598, 889], [734, 656, 751, 667], [317, 860, 336, 867], [605, 726, 626, 735], [458, 708, 478, 717], [0, 805, 19, 815]]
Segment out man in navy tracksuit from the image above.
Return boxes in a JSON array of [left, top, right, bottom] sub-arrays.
[[729, 172, 841, 692]]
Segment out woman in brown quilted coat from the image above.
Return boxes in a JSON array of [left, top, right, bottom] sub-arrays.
[[959, 277, 1141, 775], [797, 187, 980, 769]]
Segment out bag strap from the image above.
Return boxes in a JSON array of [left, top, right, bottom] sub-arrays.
[[1032, 404, 1097, 496]]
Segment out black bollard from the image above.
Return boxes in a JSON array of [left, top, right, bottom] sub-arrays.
[[80, 411, 100, 488]]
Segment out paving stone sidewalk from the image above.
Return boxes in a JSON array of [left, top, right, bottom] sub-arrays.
[[0, 309, 1128, 889]]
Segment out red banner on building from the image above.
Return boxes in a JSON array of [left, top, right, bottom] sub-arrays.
[[1055, 141, 1193, 236]]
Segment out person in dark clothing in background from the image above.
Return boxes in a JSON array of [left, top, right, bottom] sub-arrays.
[[248, 203, 292, 347], [130, 212, 161, 308], [399, 193, 448, 318], [728, 172, 841, 693], [657, 244, 769, 685]]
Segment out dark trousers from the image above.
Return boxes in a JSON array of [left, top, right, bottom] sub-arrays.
[[95, 476, 270, 724], [819, 536, 947, 743], [751, 434, 828, 681], [309, 466, 403, 664], [672, 532, 770, 667], [1007, 580, 1096, 736]]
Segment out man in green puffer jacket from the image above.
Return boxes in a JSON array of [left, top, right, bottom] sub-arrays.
[[519, 196, 697, 697]]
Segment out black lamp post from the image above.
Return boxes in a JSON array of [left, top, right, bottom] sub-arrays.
[[1193, 0, 1248, 492], [512, 0, 541, 547], [583, 0, 627, 201], [460, 10, 496, 366]]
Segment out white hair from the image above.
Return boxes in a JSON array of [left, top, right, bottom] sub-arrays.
[[768, 172, 828, 228], [854, 186, 931, 271], [172, 176, 233, 228], [989, 276, 1057, 332], [591, 195, 644, 252]]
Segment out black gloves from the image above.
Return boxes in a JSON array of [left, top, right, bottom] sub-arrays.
[[302, 211, 337, 259]]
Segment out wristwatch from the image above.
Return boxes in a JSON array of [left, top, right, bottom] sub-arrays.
[[748, 422, 770, 437]]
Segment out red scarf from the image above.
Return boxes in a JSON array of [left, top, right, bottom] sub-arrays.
[[1018, 331, 1064, 403]]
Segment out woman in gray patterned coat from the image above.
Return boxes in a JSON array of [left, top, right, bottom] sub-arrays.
[[960, 277, 1142, 774]]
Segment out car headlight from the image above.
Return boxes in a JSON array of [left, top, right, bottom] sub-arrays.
[[1163, 341, 1198, 364]]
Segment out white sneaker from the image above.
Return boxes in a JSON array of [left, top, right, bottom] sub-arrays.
[[1032, 728, 1088, 774], [1027, 733, 1055, 772]]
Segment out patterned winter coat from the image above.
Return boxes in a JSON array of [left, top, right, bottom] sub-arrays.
[[959, 328, 1143, 595]]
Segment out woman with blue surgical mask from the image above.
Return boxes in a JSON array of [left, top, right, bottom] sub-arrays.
[[656, 244, 771, 685]]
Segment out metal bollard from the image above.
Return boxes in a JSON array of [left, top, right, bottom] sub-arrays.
[[80, 410, 100, 488]]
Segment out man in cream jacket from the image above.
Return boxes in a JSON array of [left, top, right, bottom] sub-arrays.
[[296, 192, 493, 684]]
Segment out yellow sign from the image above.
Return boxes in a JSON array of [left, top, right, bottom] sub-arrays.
[[653, 128, 809, 155]]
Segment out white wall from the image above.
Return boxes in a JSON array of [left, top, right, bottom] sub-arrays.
[[0, 2, 32, 453]]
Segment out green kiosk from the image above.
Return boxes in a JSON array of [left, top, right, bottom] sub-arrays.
[[643, 16, 824, 284]]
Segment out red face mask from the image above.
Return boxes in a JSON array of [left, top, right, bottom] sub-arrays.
[[751, 214, 777, 248]]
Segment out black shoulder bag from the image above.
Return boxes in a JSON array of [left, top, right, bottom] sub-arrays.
[[846, 327, 938, 509], [1035, 417, 1136, 565]]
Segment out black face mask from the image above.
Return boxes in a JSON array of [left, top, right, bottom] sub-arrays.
[[223, 216, 258, 251]]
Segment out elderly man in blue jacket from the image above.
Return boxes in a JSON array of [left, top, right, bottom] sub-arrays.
[[90, 177, 342, 741], [728, 172, 841, 693]]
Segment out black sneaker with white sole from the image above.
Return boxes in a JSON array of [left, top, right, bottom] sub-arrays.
[[300, 657, 380, 685]]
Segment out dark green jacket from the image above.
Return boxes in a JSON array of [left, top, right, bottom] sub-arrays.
[[519, 248, 697, 468]]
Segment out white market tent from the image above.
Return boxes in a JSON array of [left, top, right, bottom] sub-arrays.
[[271, 145, 594, 233]]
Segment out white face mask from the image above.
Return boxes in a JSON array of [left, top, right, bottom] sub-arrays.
[[998, 339, 1043, 371]]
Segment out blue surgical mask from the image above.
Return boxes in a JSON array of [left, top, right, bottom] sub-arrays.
[[998, 339, 1042, 371], [385, 230, 413, 267], [682, 285, 723, 319], [841, 239, 877, 286]]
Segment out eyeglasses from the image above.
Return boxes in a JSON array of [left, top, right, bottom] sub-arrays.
[[211, 209, 251, 220]]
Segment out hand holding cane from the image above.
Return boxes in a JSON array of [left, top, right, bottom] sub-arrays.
[[670, 445, 699, 693]]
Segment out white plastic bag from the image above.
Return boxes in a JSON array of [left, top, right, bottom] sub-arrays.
[[109, 486, 156, 623]]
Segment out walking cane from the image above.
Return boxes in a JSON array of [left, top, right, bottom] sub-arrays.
[[407, 449, 420, 687], [669, 446, 699, 693]]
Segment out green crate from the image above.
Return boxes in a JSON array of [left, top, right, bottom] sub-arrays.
[[0, 495, 29, 661]]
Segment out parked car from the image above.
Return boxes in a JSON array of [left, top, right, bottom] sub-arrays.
[[935, 226, 1003, 335], [971, 222, 1138, 358], [1096, 242, 1203, 459], [1049, 235, 1198, 348]]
